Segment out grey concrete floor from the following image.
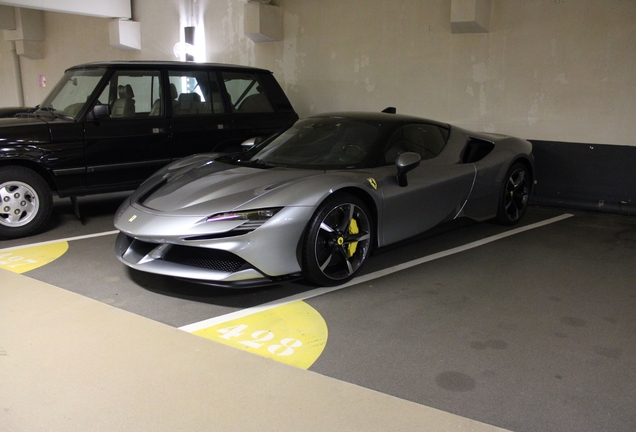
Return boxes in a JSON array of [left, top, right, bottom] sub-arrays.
[[2, 196, 635, 432]]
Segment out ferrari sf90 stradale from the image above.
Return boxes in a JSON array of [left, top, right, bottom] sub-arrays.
[[114, 110, 533, 287]]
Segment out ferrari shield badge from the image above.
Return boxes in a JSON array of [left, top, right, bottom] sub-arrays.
[[367, 178, 378, 190]]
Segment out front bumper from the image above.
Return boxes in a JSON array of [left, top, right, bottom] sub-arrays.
[[114, 202, 316, 286], [115, 233, 301, 287]]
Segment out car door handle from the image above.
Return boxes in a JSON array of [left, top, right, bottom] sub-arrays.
[[152, 128, 166, 134]]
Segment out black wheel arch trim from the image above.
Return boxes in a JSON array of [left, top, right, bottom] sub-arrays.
[[0, 158, 57, 192]]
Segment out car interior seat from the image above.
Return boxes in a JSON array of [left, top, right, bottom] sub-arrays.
[[238, 89, 273, 113], [149, 97, 161, 116], [111, 84, 136, 117], [209, 81, 224, 114], [150, 83, 180, 117], [170, 83, 178, 111], [175, 93, 202, 116]]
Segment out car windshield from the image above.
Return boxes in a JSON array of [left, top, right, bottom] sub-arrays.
[[37, 68, 107, 120], [235, 117, 382, 170]]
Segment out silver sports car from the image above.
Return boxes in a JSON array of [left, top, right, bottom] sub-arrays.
[[114, 110, 533, 287]]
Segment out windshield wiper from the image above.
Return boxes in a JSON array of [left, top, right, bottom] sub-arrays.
[[251, 159, 277, 168], [222, 155, 277, 168], [34, 106, 56, 117]]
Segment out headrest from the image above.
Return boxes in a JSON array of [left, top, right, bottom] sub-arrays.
[[170, 83, 178, 99], [178, 93, 201, 103], [118, 84, 135, 98]]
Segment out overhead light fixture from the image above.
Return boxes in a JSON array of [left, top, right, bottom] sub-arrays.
[[174, 26, 196, 61], [184, 26, 195, 61]]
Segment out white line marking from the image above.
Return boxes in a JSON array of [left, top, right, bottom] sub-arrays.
[[0, 230, 119, 252], [179, 213, 574, 332]]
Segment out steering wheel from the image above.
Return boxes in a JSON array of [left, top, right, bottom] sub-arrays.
[[342, 145, 367, 159]]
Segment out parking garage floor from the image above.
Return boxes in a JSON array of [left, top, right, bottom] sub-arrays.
[[2, 194, 635, 431]]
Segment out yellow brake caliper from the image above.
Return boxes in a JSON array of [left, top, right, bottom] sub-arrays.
[[347, 218, 359, 257]]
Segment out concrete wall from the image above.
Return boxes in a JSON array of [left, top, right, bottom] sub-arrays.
[[1, 0, 634, 146], [0, 39, 22, 106]]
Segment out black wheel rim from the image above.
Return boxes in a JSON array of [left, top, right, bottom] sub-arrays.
[[314, 203, 371, 281], [504, 168, 529, 222]]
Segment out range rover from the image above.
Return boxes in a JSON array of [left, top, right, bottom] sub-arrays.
[[0, 61, 298, 239]]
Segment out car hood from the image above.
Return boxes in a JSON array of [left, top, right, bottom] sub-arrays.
[[135, 160, 324, 216], [0, 115, 47, 127], [0, 116, 51, 145], [0, 107, 36, 118]]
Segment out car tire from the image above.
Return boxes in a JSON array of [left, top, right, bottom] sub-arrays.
[[0, 166, 52, 239], [302, 193, 373, 286], [494, 162, 531, 225]]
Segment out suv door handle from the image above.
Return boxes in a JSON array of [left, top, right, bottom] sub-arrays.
[[152, 128, 166, 134]]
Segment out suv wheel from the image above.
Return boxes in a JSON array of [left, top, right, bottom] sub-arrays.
[[0, 166, 52, 239]]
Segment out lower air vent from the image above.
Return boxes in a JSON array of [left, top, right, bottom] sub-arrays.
[[162, 245, 250, 273]]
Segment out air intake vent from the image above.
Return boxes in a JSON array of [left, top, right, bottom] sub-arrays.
[[162, 245, 250, 273]]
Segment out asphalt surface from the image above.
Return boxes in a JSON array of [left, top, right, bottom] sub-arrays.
[[2, 195, 635, 432]]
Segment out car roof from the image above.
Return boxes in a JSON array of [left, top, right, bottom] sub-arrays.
[[308, 111, 450, 129], [66, 61, 272, 73]]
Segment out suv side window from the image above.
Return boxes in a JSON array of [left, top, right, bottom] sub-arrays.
[[221, 71, 274, 113], [96, 70, 162, 118], [168, 70, 226, 116], [382, 123, 449, 165]]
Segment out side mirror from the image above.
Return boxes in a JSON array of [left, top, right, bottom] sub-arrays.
[[86, 104, 110, 121], [395, 152, 421, 187]]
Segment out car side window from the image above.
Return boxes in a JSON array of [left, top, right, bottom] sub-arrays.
[[168, 70, 225, 116], [220, 71, 274, 113], [95, 70, 162, 118], [382, 123, 448, 165]]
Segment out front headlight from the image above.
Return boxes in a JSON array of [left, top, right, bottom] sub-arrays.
[[206, 208, 282, 223]]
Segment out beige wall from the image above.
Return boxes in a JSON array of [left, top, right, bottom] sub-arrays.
[[0, 38, 22, 106], [1, 0, 634, 145]]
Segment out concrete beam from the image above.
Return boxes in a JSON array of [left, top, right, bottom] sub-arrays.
[[244, 3, 283, 43], [15, 39, 43, 59], [3, 7, 43, 41], [0, 4, 16, 29], [109, 19, 141, 51], [2, 7, 44, 59], [450, 0, 492, 34], [0, 0, 131, 19]]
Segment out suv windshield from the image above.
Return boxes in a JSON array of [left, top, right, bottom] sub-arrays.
[[38, 68, 107, 119], [232, 117, 382, 170]]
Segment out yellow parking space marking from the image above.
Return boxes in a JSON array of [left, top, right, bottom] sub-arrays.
[[0, 242, 69, 274], [192, 301, 328, 370]]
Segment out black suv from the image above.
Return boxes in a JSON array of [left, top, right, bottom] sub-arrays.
[[0, 61, 298, 239]]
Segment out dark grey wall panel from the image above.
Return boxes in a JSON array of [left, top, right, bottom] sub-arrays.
[[530, 140, 635, 215]]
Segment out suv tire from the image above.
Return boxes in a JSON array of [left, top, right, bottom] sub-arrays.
[[0, 166, 52, 239]]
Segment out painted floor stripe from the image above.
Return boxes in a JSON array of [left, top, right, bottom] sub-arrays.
[[0, 230, 120, 253], [179, 213, 574, 332]]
